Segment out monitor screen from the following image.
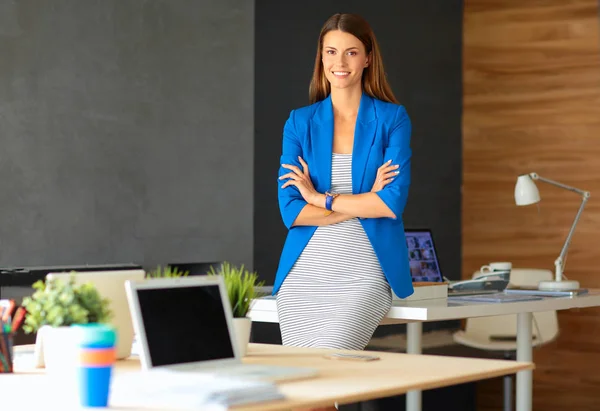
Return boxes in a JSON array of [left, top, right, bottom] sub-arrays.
[[405, 230, 443, 282], [136, 284, 235, 366]]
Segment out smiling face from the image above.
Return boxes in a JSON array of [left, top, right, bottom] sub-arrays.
[[321, 30, 370, 92]]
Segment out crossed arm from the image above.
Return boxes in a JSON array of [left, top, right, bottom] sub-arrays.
[[279, 157, 399, 226], [277, 107, 412, 229]]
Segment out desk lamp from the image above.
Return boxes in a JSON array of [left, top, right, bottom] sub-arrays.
[[514, 173, 591, 291]]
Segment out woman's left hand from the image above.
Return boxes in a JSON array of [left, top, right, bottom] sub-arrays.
[[280, 156, 322, 206]]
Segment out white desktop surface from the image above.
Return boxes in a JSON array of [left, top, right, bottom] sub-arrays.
[[250, 290, 600, 322], [249, 289, 600, 411], [4, 343, 533, 411]]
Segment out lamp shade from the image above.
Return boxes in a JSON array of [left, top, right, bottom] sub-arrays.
[[515, 174, 541, 205]]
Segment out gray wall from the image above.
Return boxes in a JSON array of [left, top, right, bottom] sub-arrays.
[[0, 0, 254, 269]]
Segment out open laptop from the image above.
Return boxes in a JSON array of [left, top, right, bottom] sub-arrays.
[[46, 269, 146, 359], [124, 275, 318, 382], [404, 229, 507, 296]]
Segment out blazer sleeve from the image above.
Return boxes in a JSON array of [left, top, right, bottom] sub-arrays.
[[375, 106, 412, 220], [277, 110, 308, 229]]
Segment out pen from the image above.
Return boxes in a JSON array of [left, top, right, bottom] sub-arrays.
[[2, 299, 15, 323], [0, 351, 6, 372], [0, 318, 8, 372], [5, 331, 12, 372], [11, 307, 26, 334]]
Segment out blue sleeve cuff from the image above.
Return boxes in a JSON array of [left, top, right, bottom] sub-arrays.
[[280, 198, 308, 229], [376, 186, 409, 220]]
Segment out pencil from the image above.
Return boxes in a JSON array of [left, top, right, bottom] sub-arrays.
[[11, 307, 26, 334], [0, 319, 8, 372], [0, 349, 7, 372], [5, 333, 12, 372], [0, 352, 6, 372], [0, 332, 7, 373]]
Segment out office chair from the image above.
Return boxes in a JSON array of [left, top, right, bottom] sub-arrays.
[[452, 268, 559, 411]]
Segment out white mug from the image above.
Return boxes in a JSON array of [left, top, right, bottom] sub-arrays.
[[480, 262, 512, 274]]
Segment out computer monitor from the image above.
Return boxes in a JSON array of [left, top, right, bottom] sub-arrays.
[[405, 229, 443, 283]]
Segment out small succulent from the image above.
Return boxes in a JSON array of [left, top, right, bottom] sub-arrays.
[[208, 262, 265, 318], [21, 274, 112, 333], [146, 265, 189, 279]]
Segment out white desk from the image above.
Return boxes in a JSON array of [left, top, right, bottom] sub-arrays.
[[249, 290, 600, 411]]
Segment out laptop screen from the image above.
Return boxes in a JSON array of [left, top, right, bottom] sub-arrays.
[[136, 284, 235, 366], [405, 230, 443, 282]]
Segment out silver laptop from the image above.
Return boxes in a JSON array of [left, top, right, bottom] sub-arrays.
[[124, 276, 318, 382], [46, 269, 146, 359], [403, 229, 508, 297]]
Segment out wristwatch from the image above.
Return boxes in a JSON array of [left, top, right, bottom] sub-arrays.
[[325, 191, 339, 213]]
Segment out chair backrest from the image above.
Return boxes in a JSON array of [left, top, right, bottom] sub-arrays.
[[463, 268, 559, 345], [508, 268, 554, 288]]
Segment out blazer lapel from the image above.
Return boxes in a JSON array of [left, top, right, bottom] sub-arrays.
[[310, 96, 333, 193], [352, 93, 377, 194]]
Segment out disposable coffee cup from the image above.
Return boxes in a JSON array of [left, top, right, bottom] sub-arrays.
[[74, 324, 117, 407]]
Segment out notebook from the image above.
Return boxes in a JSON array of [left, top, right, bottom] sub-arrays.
[[124, 276, 318, 382], [447, 292, 542, 303]]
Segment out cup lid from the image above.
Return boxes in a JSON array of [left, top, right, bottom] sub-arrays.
[[72, 323, 116, 347]]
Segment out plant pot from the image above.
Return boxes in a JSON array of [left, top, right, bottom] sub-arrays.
[[231, 317, 252, 357], [36, 325, 79, 376]]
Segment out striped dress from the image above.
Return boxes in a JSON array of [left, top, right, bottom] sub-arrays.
[[276, 152, 392, 351]]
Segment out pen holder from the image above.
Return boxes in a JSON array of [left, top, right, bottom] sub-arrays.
[[0, 332, 14, 373]]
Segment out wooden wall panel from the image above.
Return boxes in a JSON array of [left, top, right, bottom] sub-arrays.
[[463, 1, 600, 410]]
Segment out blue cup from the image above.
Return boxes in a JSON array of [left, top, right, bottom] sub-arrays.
[[73, 324, 117, 408]]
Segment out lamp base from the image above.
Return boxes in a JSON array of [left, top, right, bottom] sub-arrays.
[[538, 280, 580, 291]]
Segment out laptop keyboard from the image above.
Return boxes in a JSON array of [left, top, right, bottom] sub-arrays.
[[173, 364, 281, 377], [215, 365, 281, 377], [173, 363, 316, 382]]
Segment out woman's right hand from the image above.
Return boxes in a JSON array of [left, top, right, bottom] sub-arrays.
[[370, 160, 399, 192]]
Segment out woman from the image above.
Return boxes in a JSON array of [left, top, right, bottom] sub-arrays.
[[274, 13, 413, 352]]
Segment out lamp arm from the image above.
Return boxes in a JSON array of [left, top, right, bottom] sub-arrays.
[[530, 173, 588, 196], [554, 193, 590, 280], [532, 171, 592, 282]]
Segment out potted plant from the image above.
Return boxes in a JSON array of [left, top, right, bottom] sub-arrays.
[[146, 265, 189, 279], [208, 262, 265, 356], [21, 274, 112, 374]]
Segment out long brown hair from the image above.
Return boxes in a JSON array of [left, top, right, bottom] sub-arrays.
[[308, 13, 398, 105]]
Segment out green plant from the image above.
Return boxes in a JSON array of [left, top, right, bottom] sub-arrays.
[[146, 265, 189, 279], [21, 274, 112, 333], [208, 262, 265, 318]]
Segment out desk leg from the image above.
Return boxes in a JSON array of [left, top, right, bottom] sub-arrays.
[[516, 312, 533, 411], [406, 322, 423, 411]]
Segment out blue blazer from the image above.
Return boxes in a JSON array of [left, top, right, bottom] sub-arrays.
[[274, 92, 414, 299]]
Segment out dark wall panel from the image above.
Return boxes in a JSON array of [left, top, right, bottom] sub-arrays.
[[254, 0, 463, 284], [0, 0, 254, 269]]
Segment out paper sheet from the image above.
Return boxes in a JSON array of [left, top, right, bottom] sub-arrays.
[[110, 369, 284, 410]]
